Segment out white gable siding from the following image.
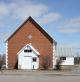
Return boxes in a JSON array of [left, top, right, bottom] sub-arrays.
[[18, 44, 39, 69], [61, 57, 74, 65]]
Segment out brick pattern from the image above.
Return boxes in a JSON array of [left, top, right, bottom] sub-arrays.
[[8, 19, 53, 69]]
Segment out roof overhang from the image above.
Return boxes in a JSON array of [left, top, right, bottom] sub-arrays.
[[5, 16, 56, 44], [17, 43, 40, 55]]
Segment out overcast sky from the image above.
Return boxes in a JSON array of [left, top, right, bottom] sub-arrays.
[[0, 0, 80, 54]]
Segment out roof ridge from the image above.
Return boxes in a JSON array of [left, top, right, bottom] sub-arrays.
[[5, 16, 56, 44]]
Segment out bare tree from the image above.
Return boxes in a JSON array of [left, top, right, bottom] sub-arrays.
[[55, 58, 63, 70], [0, 55, 3, 70], [2, 54, 6, 65], [42, 55, 51, 70], [0, 54, 6, 70]]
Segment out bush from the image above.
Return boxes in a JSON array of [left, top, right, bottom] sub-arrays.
[[55, 59, 63, 70], [0, 61, 3, 70], [42, 55, 51, 70]]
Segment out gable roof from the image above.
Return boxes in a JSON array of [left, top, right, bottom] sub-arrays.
[[5, 16, 56, 44], [17, 43, 40, 55], [55, 47, 76, 57]]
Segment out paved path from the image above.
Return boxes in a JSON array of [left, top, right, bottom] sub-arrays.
[[0, 70, 80, 82], [0, 74, 80, 82]]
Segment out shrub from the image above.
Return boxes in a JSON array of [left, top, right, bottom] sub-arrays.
[[42, 55, 51, 70]]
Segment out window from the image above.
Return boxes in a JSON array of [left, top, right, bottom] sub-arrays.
[[60, 57, 66, 60], [24, 49, 32, 52], [32, 57, 37, 62], [28, 34, 32, 39]]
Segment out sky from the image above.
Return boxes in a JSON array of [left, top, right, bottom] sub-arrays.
[[0, 0, 80, 54]]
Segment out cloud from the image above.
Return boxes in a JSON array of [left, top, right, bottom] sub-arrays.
[[0, 0, 61, 25], [57, 43, 80, 48], [59, 28, 80, 33], [0, 0, 61, 44], [0, 2, 9, 27], [58, 18, 80, 33], [0, 20, 5, 27], [38, 13, 61, 24], [9, 2, 48, 20], [0, 32, 8, 42], [0, 2, 9, 20]]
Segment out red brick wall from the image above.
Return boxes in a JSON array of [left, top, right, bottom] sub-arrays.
[[8, 20, 53, 69]]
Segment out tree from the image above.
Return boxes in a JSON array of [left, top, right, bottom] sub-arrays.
[[2, 54, 6, 65], [0, 55, 3, 70], [42, 55, 51, 70], [0, 54, 6, 70], [55, 58, 63, 70]]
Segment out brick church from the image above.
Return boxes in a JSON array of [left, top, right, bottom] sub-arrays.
[[6, 16, 56, 69]]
